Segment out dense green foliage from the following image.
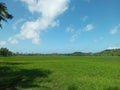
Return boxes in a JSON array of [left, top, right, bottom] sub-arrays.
[[0, 56, 120, 90], [0, 48, 13, 56]]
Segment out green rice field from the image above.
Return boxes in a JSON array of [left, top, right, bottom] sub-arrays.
[[0, 56, 120, 90]]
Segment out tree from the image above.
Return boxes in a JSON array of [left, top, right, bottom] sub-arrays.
[[0, 48, 13, 56], [0, 2, 13, 28]]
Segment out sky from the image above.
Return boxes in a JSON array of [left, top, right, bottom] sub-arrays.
[[0, 0, 120, 53]]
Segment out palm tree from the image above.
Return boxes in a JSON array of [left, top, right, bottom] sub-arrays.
[[0, 2, 13, 28]]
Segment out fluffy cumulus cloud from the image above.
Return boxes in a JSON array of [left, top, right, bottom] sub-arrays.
[[10, 0, 70, 44], [110, 24, 120, 34], [84, 24, 94, 31]]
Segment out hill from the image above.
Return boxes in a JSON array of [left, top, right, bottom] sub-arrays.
[[71, 49, 120, 56], [96, 49, 120, 56]]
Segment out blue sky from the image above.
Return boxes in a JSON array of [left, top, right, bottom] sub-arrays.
[[0, 0, 120, 53]]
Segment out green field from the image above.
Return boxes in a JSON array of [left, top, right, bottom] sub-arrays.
[[0, 56, 120, 90]]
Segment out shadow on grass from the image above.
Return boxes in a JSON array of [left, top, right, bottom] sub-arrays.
[[0, 62, 31, 65], [104, 86, 119, 90], [67, 84, 78, 90], [0, 63, 52, 90]]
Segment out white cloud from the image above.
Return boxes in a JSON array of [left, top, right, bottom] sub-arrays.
[[70, 34, 78, 42], [0, 41, 6, 46], [8, 37, 18, 45], [107, 46, 120, 50], [70, 29, 81, 42], [10, 0, 70, 44], [84, 24, 94, 31], [66, 26, 74, 33], [66, 25, 81, 42], [110, 29, 117, 34], [21, 0, 69, 17], [110, 24, 120, 34], [67, 23, 94, 42], [82, 16, 88, 22], [50, 20, 60, 28], [13, 18, 25, 30]]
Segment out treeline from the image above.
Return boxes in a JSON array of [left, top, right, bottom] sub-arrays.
[[15, 49, 120, 56], [0, 47, 120, 57], [0, 48, 14, 56]]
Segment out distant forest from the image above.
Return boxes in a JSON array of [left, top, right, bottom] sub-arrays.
[[0, 47, 120, 56]]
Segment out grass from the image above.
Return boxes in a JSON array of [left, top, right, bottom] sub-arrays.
[[0, 56, 120, 90]]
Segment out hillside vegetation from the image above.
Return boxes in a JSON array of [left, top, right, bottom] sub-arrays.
[[96, 49, 120, 56], [71, 49, 120, 56], [0, 47, 120, 56]]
